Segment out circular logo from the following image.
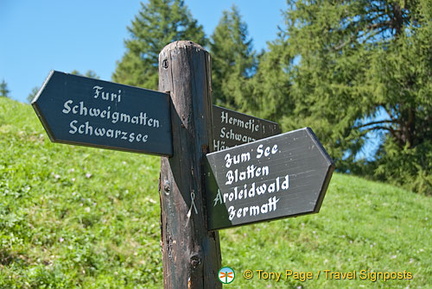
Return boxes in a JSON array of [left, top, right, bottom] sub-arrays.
[[218, 267, 235, 284]]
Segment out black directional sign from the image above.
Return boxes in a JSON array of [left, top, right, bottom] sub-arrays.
[[212, 105, 281, 151], [32, 71, 172, 156], [205, 127, 335, 230]]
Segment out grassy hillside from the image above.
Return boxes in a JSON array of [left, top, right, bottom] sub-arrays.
[[0, 97, 431, 288]]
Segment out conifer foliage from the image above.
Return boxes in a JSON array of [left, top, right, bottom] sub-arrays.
[[113, 0, 207, 90], [0, 79, 10, 98], [111, 0, 431, 194], [209, 6, 257, 111], [262, 0, 432, 194]]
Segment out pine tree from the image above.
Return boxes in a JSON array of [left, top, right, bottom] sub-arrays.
[[264, 0, 432, 193], [0, 79, 10, 98], [71, 70, 100, 79], [210, 5, 257, 111], [27, 87, 40, 103], [113, 0, 207, 90], [249, 38, 292, 122]]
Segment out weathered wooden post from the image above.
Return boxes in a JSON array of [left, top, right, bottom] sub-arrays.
[[32, 40, 334, 289], [158, 41, 222, 288]]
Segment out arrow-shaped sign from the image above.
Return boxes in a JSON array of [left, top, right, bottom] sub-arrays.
[[212, 105, 281, 151], [205, 127, 335, 230], [32, 71, 172, 156]]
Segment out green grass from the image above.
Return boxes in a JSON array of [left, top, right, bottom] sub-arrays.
[[0, 97, 431, 288]]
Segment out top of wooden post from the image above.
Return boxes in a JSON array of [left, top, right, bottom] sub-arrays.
[[160, 40, 206, 54]]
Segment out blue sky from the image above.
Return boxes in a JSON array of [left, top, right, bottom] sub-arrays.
[[0, 0, 286, 103]]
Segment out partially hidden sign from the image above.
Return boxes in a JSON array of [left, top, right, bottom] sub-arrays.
[[205, 127, 335, 230], [212, 105, 281, 151], [32, 71, 172, 156]]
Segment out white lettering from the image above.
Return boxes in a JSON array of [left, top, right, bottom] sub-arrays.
[[227, 196, 280, 221], [69, 120, 78, 134], [93, 86, 122, 103], [224, 152, 251, 169], [62, 100, 73, 114], [93, 86, 103, 99], [60, 100, 161, 128], [225, 165, 269, 185], [213, 190, 223, 206], [256, 144, 279, 159], [220, 110, 260, 133], [67, 120, 149, 144], [217, 174, 290, 204]]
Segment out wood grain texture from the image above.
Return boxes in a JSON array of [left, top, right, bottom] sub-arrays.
[[158, 41, 222, 289]]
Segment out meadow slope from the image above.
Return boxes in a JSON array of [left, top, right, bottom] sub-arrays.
[[0, 97, 431, 288]]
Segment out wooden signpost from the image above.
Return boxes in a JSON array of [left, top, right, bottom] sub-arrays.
[[32, 41, 334, 289], [212, 105, 281, 151], [205, 128, 335, 230], [157, 41, 221, 289], [32, 71, 172, 156]]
